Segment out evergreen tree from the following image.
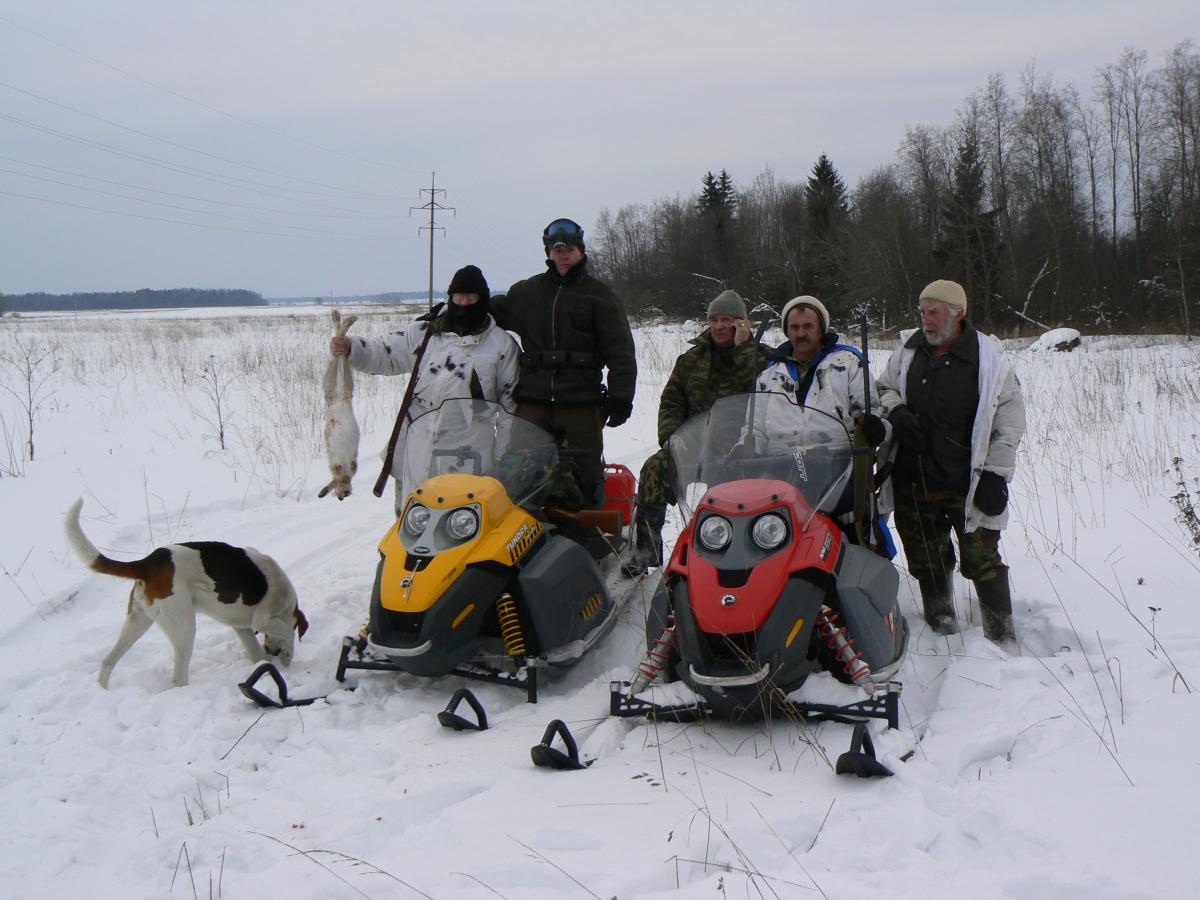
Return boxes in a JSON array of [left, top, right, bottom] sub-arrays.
[[937, 125, 1002, 325], [696, 169, 739, 285], [803, 153, 850, 304]]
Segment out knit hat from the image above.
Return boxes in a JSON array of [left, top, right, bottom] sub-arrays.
[[707, 289, 747, 320], [780, 295, 830, 334], [542, 218, 585, 253], [919, 279, 968, 314], [447, 264, 490, 303]]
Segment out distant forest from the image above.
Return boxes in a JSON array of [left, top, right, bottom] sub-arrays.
[[589, 42, 1199, 334], [2, 288, 265, 313]]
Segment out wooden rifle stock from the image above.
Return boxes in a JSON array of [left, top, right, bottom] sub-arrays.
[[372, 303, 445, 497]]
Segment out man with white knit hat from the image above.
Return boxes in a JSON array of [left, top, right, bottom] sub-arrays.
[[876, 278, 1026, 647], [757, 294, 885, 439]]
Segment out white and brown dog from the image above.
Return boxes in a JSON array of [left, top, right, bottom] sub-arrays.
[[65, 498, 309, 688]]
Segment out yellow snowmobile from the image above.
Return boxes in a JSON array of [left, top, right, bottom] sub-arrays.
[[335, 399, 633, 703]]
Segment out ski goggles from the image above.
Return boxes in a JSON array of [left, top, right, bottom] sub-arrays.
[[542, 218, 584, 250]]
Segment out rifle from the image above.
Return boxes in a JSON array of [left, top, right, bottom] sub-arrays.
[[851, 311, 876, 548], [372, 302, 446, 497], [742, 304, 778, 457]]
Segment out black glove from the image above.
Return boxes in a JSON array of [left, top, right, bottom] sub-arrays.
[[887, 405, 924, 451], [859, 413, 886, 448], [605, 397, 633, 428], [973, 471, 1009, 516]]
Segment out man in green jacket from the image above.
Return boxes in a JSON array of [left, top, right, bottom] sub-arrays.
[[623, 289, 771, 576], [491, 218, 637, 509]]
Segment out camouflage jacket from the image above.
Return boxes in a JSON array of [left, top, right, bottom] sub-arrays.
[[657, 330, 772, 446]]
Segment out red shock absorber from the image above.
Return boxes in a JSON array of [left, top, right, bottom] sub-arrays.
[[630, 614, 676, 694], [815, 605, 871, 687]]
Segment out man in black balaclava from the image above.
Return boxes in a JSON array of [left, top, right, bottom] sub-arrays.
[[330, 263, 519, 512], [444, 264, 491, 334]]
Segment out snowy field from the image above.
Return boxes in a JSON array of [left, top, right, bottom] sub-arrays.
[[2, 307, 1200, 899]]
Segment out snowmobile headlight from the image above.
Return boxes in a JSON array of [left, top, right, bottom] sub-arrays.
[[404, 502, 431, 536], [445, 508, 479, 541], [698, 515, 733, 551], [751, 512, 788, 550]]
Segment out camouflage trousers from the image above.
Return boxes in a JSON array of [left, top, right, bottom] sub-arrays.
[[891, 480, 1007, 584], [635, 447, 675, 532]]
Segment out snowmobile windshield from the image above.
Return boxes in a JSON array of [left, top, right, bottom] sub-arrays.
[[402, 400, 558, 506], [667, 392, 854, 528]]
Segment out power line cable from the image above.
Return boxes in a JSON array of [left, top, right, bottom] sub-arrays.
[[0, 80, 404, 201], [0, 166, 402, 239], [1, 188, 418, 241], [0, 152, 404, 220], [0, 111, 399, 215], [0, 12, 419, 175]]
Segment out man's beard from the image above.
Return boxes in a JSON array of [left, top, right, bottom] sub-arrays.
[[924, 317, 957, 347]]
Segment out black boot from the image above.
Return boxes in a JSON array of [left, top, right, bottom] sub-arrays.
[[975, 576, 1016, 647], [917, 574, 958, 634], [621, 515, 663, 579]]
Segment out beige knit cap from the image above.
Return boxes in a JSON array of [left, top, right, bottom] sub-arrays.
[[781, 295, 830, 334], [919, 279, 968, 314]]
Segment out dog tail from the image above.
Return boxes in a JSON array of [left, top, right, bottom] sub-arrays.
[[65, 497, 165, 582]]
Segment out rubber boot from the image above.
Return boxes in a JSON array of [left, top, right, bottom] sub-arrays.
[[917, 573, 958, 635], [975, 576, 1016, 648], [621, 514, 663, 579]]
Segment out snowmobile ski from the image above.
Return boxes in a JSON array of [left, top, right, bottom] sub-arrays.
[[530, 719, 591, 770], [438, 687, 489, 731], [239, 662, 328, 708]]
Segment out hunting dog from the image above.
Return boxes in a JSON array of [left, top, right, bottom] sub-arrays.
[[65, 498, 309, 688]]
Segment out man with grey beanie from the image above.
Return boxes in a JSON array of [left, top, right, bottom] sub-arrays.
[[622, 289, 771, 577], [876, 279, 1025, 647]]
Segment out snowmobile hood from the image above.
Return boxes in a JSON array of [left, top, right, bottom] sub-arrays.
[[378, 473, 541, 615], [406, 473, 514, 528]]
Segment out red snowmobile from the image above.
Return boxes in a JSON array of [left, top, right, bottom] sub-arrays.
[[532, 392, 909, 774]]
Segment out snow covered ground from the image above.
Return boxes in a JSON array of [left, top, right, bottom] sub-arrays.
[[2, 307, 1199, 899]]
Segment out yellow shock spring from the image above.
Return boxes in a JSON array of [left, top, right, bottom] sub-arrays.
[[496, 593, 527, 658]]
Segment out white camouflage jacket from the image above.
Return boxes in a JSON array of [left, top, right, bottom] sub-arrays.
[[756, 335, 878, 433], [348, 314, 519, 509]]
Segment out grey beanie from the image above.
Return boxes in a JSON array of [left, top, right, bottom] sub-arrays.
[[707, 289, 747, 320]]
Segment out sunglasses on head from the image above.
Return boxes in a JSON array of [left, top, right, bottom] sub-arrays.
[[543, 218, 584, 249]]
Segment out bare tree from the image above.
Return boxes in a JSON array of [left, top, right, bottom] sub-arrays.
[[1155, 41, 1200, 211], [1069, 82, 1105, 247], [979, 73, 1021, 301], [1118, 46, 1156, 270], [1096, 63, 1124, 268], [0, 335, 60, 464]]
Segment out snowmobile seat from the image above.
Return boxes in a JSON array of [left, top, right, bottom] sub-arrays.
[[544, 506, 624, 536]]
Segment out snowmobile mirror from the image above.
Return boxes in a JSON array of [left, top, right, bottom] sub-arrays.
[[834, 722, 893, 778], [438, 688, 489, 731], [530, 719, 592, 770]]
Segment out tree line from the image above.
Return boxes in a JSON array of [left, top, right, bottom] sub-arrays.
[[590, 42, 1199, 334], [3, 288, 265, 314]]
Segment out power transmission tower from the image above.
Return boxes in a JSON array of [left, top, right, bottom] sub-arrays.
[[410, 172, 455, 313]]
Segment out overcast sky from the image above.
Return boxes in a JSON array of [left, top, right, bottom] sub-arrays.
[[2, 1, 1194, 299]]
